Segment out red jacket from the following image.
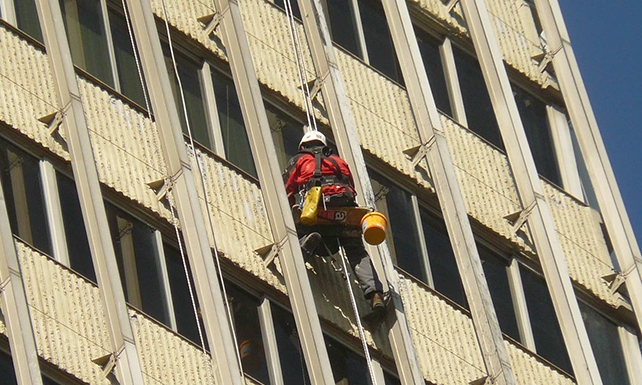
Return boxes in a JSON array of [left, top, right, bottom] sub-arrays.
[[284, 148, 356, 205]]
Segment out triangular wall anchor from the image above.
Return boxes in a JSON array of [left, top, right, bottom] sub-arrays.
[[38, 111, 64, 137], [469, 376, 490, 385], [602, 272, 626, 297], [257, 236, 288, 268], [147, 178, 171, 202], [302, 71, 329, 103], [92, 351, 117, 379], [198, 8, 228, 38], [441, 0, 461, 13], [403, 135, 436, 169], [504, 200, 537, 236]]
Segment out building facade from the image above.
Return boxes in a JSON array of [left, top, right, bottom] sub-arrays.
[[0, 0, 641, 384]]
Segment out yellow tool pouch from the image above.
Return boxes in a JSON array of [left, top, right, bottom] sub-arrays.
[[300, 186, 322, 225]]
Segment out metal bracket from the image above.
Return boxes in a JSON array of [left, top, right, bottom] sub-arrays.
[[441, 0, 461, 13], [91, 345, 122, 379], [303, 71, 329, 102], [257, 236, 288, 268], [197, 9, 228, 38], [0, 277, 10, 294], [504, 200, 537, 235], [147, 178, 172, 202], [403, 135, 436, 169], [38, 110, 64, 137], [469, 375, 490, 385]]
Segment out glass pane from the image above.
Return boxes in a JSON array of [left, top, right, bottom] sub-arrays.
[[357, 0, 403, 84], [163, 46, 212, 149], [227, 283, 270, 383], [325, 335, 369, 385], [108, 8, 146, 107], [271, 304, 310, 384], [477, 245, 520, 341], [371, 174, 426, 283], [579, 302, 631, 385], [211, 69, 258, 177], [56, 172, 95, 282], [326, 0, 362, 57], [164, 242, 204, 346], [415, 28, 451, 116], [452, 46, 503, 150], [0, 351, 17, 385], [421, 211, 467, 308], [14, 0, 43, 42], [520, 266, 573, 374], [0, 139, 52, 255], [105, 203, 170, 325], [265, 103, 303, 171], [513, 86, 561, 185], [59, 0, 113, 86]]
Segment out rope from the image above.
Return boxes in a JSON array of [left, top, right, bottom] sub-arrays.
[[283, 0, 318, 131], [158, 0, 247, 380], [337, 239, 378, 385]]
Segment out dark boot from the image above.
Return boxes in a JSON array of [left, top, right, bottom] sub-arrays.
[[370, 292, 385, 311], [300, 232, 321, 259]]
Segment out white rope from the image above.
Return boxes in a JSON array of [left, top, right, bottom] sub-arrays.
[[166, 190, 207, 353], [337, 240, 378, 385], [120, 0, 152, 115], [283, 0, 318, 131], [159, 0, 247, 379]]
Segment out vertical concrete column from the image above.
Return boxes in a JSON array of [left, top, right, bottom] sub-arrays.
[[381, 1, 516, 383], [122, 0, 244, 384], [206, 0, 336, 383], [0, 179, 42, 385], [33, 0, 144, 383], [534, 0, 642, 332], [459, 0, 602, 383], [295, 0, 425, 383]]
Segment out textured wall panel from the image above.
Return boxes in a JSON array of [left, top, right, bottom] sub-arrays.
[[544, 184, 617, 305], [131, 309, 215, 384], [17, 241, 112, 384], [77, 80, 171, 220], [399, 276, 487, 384], [0, 26, 69, 159], [506, 342, 575, 385]]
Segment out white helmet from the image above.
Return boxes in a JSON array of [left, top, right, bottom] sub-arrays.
[[298, 130, 327, 148]]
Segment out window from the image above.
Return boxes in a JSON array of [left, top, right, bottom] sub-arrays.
[[265, 103, 303, 171], [105, 202, 170, 325], [0, 351, 17, 385], [357, 0, 403, 84], [371, 175, 427, 282], [420, 210, 466, 308], [270, 303, 310, 384], [325, 335, 369, 384], [579, 302, 631, 385], [163, 242, 203, 346], [325, 0, 362, 57], [59, 0, 113, 86], [273, 0, 301, 19], [478, 245, 520, 341], [513, 86, 561, 185], [227, 283, 270, 383], [520, 266, 573, 374], [56, 172, 95, 282], [452, 46, 503, 150], [211, 69, 257, 177], [0, 138, 52, 255], [108, 7, 146, 106], [12, 0, 43, 42], [415, 28, 452, 116]]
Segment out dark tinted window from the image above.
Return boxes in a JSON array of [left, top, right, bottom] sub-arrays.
[[108, 8, 146, 106], [453, 46, 503, 149], [14, 0, 43, 42], [415, 28, 451, 116], [271, 304, 310, 384], [56, 172, 95, 282], [326, 335, 369, 384], [326, 0, 362, 56], [520, 266, 573, 374]]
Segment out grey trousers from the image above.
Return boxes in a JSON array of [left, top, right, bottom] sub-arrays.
[[309, 235, 384, 299]]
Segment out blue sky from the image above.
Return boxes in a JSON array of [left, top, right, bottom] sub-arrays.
[[557, 1, 642, 247]]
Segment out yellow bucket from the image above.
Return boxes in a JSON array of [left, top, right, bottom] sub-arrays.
[[361, 211, 388, 245]]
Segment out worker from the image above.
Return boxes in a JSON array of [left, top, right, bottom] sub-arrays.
[[283, 130, 385, 311]]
